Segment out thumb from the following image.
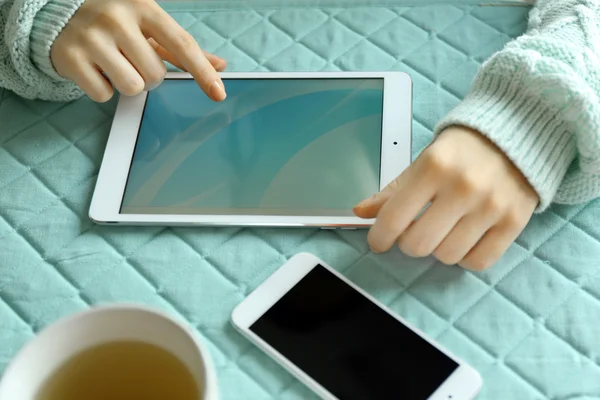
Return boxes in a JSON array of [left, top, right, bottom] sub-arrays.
[[353, 176, 402, 219]]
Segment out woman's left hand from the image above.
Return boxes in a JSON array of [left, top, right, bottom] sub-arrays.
[[353, 126, 539, 271]]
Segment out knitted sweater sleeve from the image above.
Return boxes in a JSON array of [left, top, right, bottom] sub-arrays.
[[436, 0, 600, 211], [0, 0, 84, 101]]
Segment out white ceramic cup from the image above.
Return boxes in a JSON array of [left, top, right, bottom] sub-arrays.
[[0, 305, 218, 400]]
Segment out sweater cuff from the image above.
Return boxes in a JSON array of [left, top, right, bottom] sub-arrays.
[[435, 70, 577, 212], [30, 0, 86, 81]]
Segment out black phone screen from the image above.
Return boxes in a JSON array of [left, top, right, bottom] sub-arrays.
[[250, 265, 458, 400]]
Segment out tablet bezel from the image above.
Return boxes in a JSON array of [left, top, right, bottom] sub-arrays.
[[89, 71, 412, 227]]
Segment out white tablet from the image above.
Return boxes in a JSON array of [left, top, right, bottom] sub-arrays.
[[89, 72, 412, 228]]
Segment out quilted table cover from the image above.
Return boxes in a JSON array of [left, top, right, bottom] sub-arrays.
[[1, 1, 600, 399]]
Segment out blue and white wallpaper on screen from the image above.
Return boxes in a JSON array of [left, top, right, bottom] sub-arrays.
[[121, 79, 383, 216]]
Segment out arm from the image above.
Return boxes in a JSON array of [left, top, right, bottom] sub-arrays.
[[1, 0, 227, 103], [354, 0, 598, 270], [436, 0, 600, 210], [0, 0, 84, 101]]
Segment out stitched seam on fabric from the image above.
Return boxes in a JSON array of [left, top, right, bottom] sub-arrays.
[[4, 181, 97, 256], [457, 223, 600, 376], [393, 207, 583, 396], [561, 215, 600, 250], [282, 9, 350, 63], [1, 221, 92, 317], [263, 10, 331, 64], [467, 5, 523, 38], [200, 10, 266, 69], [177, 13, 263, 71], [170, 228, 246, 289], [0, 292, 35, 332], [0, 102, 105, 194], [0, 95, 53, 145], [253, 9, 331, 67], [327, 9, 396, 65], [469, 205, 600, 369], [400, 262, 547, 397], [0, 99, 109, 240], [0, 157, 99, 244]]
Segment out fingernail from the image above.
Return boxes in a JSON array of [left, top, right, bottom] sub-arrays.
[[370, 246, 383, 254], [355, 196, 373, 209], [145, 82, 160, 92], [210, 79, 226, 100]]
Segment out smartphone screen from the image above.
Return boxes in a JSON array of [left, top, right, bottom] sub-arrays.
[[249, 265, 458, 400]]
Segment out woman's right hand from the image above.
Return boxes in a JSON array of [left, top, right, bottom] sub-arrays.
[[50, 0, 227, 103]]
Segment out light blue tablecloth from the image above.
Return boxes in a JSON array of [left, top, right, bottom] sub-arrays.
[[1, 2, 599, 399]]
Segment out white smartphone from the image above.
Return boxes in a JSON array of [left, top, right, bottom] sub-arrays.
[[89, 71, 412, 228], [231, 253, 482, 400]]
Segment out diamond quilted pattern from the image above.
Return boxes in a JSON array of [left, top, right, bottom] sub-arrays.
[[517, 211, 564, 250], [470, 6, 531, 38], [334, 7, 397, 36], [496, 257, 577, 318], [290, 230, 364, 268], [0, 232, 86, 330], [570, 200, 600, 240], [408, 267, 489, 320], [346, 256, 405, 304], [506, 325, 600, 397], [0, 98, 46, 144], [455, 291, 533, 357], [335, 40, 397, 71], [0, 215, 12, 238], [583, 274, 600, 306], [203, 9, 263, 38], [435, 328, 494, 374], [546, 290, 600, 364], [237, 348, 300, 398], [183, 17, 229, 52], [389, 293, 448, 337], [233, 20, 294, 63], [371, 249, 435, 287], [0, 173, 57, 227], [478, 365, 543, 400], [368, 16, 429, 58], [300, 18, 364, 60], [0, 149, 27, 189], [264, 42, 328, 71], [536, 222, 600, 281], [439, 13, 504, 56], [19, 203, 83, 258], [129, 232, 244, 324], [1, 2, 600, 399], [4, 122, 70, 166], [476, 243, 529, 286], [205, 230, 284, 291], [268, 9, 328, 40], [404, 40, 470, 85], [401, 5, 465, 33]]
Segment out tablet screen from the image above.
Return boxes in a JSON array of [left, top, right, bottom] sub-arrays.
[[120, 78, 384, 216]]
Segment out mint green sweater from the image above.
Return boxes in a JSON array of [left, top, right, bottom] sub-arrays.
[[1, 0, 599, 211]]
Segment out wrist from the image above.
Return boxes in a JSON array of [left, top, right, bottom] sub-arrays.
[[30, 0, 86, 81], [435, 67, 577, 212]]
